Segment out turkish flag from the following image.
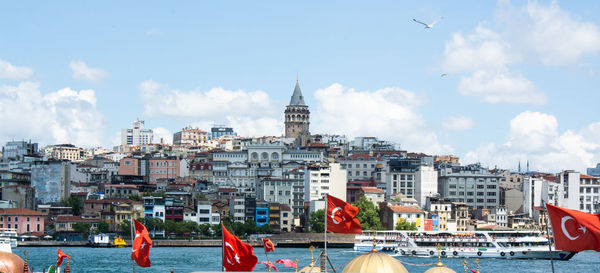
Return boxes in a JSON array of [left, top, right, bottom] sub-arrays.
[[326, 194, 362, 234], [262, 238, 275, 253], [222, 224, 258, 272], [57, 248, 70, 267], [131, 219, 153, 267], [546, 203, 600, 251]]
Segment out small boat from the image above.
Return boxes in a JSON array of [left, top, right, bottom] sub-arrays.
[[88, 234, 110, 247], [113, 236, 126, 248], [0, 228, 18, 248]]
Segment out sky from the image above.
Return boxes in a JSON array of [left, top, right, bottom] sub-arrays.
[[1, 0, 600, 173]]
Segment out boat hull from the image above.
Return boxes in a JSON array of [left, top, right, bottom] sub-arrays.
[[394, 248, 576, 260]]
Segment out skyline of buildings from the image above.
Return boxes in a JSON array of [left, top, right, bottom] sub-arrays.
[[1, 83, 600, 236]]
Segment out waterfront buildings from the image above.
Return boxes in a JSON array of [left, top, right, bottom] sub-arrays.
[[0, 208, 46, 234], [121, 119, 153, 146], [437, 163, 500, 209], [380, 203, 425, 231]]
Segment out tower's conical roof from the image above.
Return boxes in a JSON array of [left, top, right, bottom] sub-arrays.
[[289, 80, 306, 106]]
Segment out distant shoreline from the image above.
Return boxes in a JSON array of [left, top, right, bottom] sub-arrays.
[[18, 233, 355, 248]]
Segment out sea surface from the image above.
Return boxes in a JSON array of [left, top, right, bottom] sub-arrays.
[[14, 247, 600, 273]]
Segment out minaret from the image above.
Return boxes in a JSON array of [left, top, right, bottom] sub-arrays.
[[284, 78, 310, 147]]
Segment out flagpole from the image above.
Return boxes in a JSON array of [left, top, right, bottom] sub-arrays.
[[130, 220, 136, 273], [324, 195, 328, 272], [264, 250, 271, 272], [221, 220, 225, 272], [544, 207, 555, 273]]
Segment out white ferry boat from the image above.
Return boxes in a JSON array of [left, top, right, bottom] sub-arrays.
[[354, 230, 576, 260], [0, 228, 18, 248]]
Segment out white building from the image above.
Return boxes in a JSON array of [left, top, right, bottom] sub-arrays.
[[496, 206, 507, 227], [304, 163, 347, 202], [579, 174, 600, 213], [196, 201, 220, 225], [121, 119, 153, 146], [383, 204, 426, 231], [229, 197, 245, 223], [257, 179, 293, 207], [558, 171, 581, 210], [414, 165, 438, 207]]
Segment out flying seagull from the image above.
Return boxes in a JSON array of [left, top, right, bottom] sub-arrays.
[[413, 18, 442, 29]]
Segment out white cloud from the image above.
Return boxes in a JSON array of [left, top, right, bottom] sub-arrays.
[[458, 70, 547, 105], [152, 127, 172, 145], [464, 111, 600, 172], [312, 83, 452, 154], [0, 82, 104, 147], [0, 59, 33, 80], [442, 1, 600, 105], [138, 80, 282, 137], [506, 1, 600, 66], [441, 26, 517, 73], [443, 115, 475, 131], [69, 60, 108, 83]]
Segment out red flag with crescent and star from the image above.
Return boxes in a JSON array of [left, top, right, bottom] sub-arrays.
[[546, 203, 600, 251], [262, 238, 275, 253], [326, 194, 362, 234], [222, 224, 258, 272], [131, 219, 153, 267], [57, 248, 70, 267]]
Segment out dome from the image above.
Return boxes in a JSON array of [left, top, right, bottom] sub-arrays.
[[0, 252, 24, 273], [423, 261, 457, 273], [342, 250, 408, 273], [298, 265, 322, 273]]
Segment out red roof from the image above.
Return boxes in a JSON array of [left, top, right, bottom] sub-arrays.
[[0, 208, 46, 216], [308, 143, 328, 147], [84, 198, 133, 204], [361, 187, 384, 193], [388, 205, 423, 214], [218, 188, 236, 193], [104, 184, 138, 189], [56, 216, 100, 223], [581, 174, 598, 179]]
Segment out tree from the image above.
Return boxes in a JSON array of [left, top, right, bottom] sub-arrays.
[[98, 221, 110, 233], [199, 224, 211, 237], [119, 220, 131, 236], [353, 196, 383, 230], [72, 222, 91, 233], [257, 224, 273, 234], [128, 194, 141, 201], [61, 196, 82, 216], [395, 218, 417, 231], [310, 209, 325, 233]]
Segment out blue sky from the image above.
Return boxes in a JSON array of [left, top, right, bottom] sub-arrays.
[[1, 1, 600, 172]]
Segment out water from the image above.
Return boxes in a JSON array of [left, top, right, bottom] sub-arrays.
[[14, 247, 600, 272]]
